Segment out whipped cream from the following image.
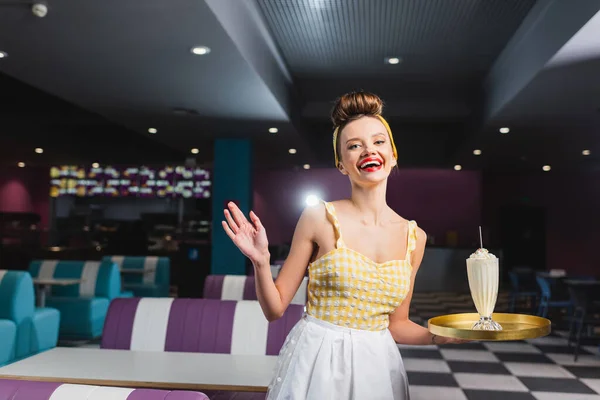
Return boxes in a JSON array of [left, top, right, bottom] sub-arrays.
[[469, 248, 497, 259]]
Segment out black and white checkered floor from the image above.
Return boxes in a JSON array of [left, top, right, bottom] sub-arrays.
[[406, 292, 600, 400]]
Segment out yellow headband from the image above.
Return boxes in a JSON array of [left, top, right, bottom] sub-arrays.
[[332, 115, 398, 167]]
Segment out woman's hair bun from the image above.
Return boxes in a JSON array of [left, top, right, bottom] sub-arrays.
[[331, 91, 384, 128]]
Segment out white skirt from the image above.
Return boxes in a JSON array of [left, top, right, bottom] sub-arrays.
[[266, 314, 410, 400]]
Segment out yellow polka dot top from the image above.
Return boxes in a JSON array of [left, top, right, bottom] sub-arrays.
[[305, 201, 416, 331]]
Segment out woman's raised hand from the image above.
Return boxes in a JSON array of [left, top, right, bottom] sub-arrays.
[[222, 202, 269, 264]]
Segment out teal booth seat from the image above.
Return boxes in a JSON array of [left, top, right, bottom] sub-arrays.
[[28, 260, 126, 340], [103, 256, 170, 297], [0, 270, 59, 363], [0, 319, 16, 366]]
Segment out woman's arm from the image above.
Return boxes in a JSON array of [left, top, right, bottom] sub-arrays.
[[388, 226, 466, 345], [222, 202, 320, 321], [388, 226, 434, 345]]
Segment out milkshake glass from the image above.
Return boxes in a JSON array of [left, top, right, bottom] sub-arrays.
[[466, 248, 502, 331]]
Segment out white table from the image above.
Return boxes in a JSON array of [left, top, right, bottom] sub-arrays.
[[32, 278, 81, 307], [0, 347, 277, 392]]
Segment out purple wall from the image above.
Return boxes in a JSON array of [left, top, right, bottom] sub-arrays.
[[254, 167, 600, 275], [3, 164, 597, 276], [0, 167, 50, 227], [253, 168, 483, 247], [483, 171, 600, 275]]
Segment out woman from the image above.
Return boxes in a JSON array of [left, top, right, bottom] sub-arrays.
[[222, 91, 465, 399]]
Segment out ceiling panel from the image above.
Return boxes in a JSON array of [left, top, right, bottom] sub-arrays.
[[257, 0, 537, 79], [0, 73, 184, 167], [2, 0, 598, 173], [0, 0, 301, 169]]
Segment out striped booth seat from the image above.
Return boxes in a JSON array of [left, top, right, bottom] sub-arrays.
[[103, 256, 170, 297], [101, 298, 303, 355], [203, 275, 308, 306], [0, 379, 209, 399], [28, 260, 124, 339], [101, 298, 302, 400], [0, 270, 59, 365]]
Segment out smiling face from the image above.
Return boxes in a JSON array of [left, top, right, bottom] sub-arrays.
[[337, 116, 397, 184]]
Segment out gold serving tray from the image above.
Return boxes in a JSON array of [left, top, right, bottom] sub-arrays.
[[428, 313, 551, 341]]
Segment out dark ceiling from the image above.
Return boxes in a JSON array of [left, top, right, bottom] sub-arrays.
[[0, 0, 599, 173]]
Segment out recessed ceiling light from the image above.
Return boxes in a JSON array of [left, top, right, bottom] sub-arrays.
[[288, 148, 297, 154], [191, 46, 211, 55], [0, 51, 7, 59], [268, 127, 278, 134], [386, 57, 401, 65], [17, 162, 25, 168], [92, 163, 99, 168], [499, 127, 510, 134], [582, 149, 591, 156], [34, 147, 43, 154], [542, 165, 551, 171], [473, 149, 482, 156], [454, 165, 462, 171], [303, 164, 310, 170], [148, 128, 157, 134], [191, 148, 199, 154]]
